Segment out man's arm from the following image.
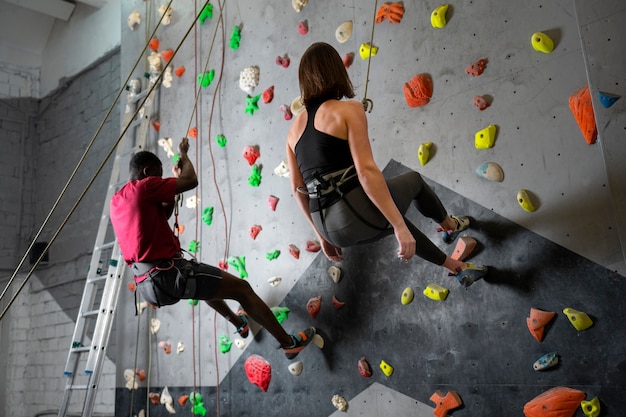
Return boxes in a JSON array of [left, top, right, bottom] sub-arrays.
[[173, 138, 198, 193]]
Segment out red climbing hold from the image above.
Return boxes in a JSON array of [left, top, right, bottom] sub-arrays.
[[276, 55, 290, 68], [298, 20, 309, 35], [149, 38, 159, 51], [268, 195, 279, 211], [473, 95, 490, 110], [174, 66, 186, 77], [307, 295, 322, 318], [151, 120, 160, 132], [358, 356, 372, 378], [218, 259, 228, 270], [149, 393, 160, 405], [160, 49, 174, 63], [523, 386, 586, 417], [242, 146, 260, 165], [569, 84, 597, 145], [249, 224, 262, 240], [279, 104, 293, 120], [245, 354, 272, 392], [332, 295, 345, 309], [403, 73, 433, 108], [187, 127, 197, 139], [466, 58, 488, 76], [343, 52, 354, 68], [306, 240, 321, 252], [262, 85, 274, 104], [289, 244, 300, 259]]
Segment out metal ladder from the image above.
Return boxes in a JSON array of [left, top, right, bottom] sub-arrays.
[[58, 78, 157, 417]]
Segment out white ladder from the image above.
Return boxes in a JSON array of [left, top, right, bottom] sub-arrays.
[[58, 78, 157, 417]]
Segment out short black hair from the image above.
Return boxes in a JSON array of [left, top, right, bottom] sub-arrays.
[[129, 151, 162, 176]]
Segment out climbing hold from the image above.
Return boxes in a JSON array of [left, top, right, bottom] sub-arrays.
[[271, 306, 290, 324], [227, 256, 248, 278], [274, 160, 290, 178], [158, 340, 172, 354], [288, 361, 303, 376], [473, 95, 490, 110], [423, 283, 449, 301], [158, 4, 173, 26], [430, 391, 463, 417], [149, 38, 159, 52], [197, 70, 215, 87], [517, 189, 536, 212], [312, 333, 325, 349], [451, 237, 477, 261], [358, 357, 372, 378], [262, 85, 274, 104], [216, 134, 227, 147], [239, 66, 260, 95], [533, 352, 559, 371], [375, 2, 405, 23], [268, 195, 279, 211], [186, 195, 199, 209], [523, 386, 586, 417], [359, 43, 379, 60], [162, 66, 173, 88], [430, 4, 449, 28], [230, 26, 241, 50], [288, 244, 300, 259], [332, 295, 345, 309], [292, 0, 308, 13], [404, 73, 433, 108], [160, 386, 175, 414], [151, 120, 160, 132], [187, 127, 197, 139], [563, 307, 593, 331], [188, 299, 198, 306], [475, 162, 504, 182], [128, 10, 141, 30], [379, 360, 394, 377], [176, 341, 184, 354], [336, 21, 353, 43], [580, 397, 601, 417], [298, 20, 309, 35], [234, 338, 246, 350], [198, 2, 213, 24], [245, 354, 272, 392], [291, 96, 305, 115], [307, 295, 322, 318], [245, 94, 261, 116], [219, 335, 233, 353], [124, 369, 138, 390], [249, 224, 262, 240], [401, 287, 414, 305], [202, 206, 214, 226], [475, 125, 497, 149], [178, 395, 189, 406], [189, 240, 201, 253], [128, 282, 136, 292], [598, 91, 620, 108], [531, 32, 554, 53], [306, 240, 321, 252], [242, 145, 260, 165], [158, 137, 175, 157], [175, 224, 185, 235], [174, 66, 185, 78], [280, 104, 293, 120], [328, 265, 342, 283], [138, 301, 154, 314], [268, 276, 282, 287], [569, 85, 597, 144], [276, 54, 290, 68], [135, 368, 147, 381], [418, 142, 432, 165], [160, 49, 174, 63], [149, 392, 160, 405], [217, 259, 228, 270], [527, 307, 555, 336], [332, 395, 349, 412], [266, 250, 280, 260], [343, 52, 355, 68], [150, 318, 161, 334], [189, 392, 207, 416], [466, 58, 488, 76], [248, 164, 262, 186]]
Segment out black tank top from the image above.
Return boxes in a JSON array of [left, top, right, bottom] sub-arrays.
[[294, 100, 354, 185]]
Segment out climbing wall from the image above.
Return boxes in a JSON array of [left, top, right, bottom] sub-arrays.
[[114, 0, 625, 415]]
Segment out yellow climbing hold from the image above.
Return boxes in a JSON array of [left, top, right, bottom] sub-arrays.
[[401, 287, 414, 305], [423, 283, 449, 301], [418, 142, 432, 166], [580, 397, 601, 417], [359, 43, 378, 60], [379, 360, 394, 377], [517, 189, 536, 212], [563, 307, 593, 331], [531, 32, 554, 53], [430, 4, 449, 28], [474, 125, 496, 149]]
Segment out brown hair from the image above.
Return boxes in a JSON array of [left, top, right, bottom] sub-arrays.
[[298, 42, 355, 106]]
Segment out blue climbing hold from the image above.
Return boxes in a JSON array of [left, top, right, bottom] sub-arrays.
[[598, 91, 620, 108]]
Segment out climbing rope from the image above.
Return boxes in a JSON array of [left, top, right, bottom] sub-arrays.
[[361, 0, 379, 113]]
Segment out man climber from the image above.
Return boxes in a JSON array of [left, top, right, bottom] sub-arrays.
[[110, 137, 315, 359]]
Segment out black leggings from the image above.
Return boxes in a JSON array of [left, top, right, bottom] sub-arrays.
[[311, 171, 448, 265]]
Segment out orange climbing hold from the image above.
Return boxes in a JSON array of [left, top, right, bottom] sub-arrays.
[[174, 66, 186, 77], [151, 120, 160, 132], [307, 295, 322, 318], [526, 307, 555, 342], [403, 73, 433, 108], [178, 395, 189, 406], [451, 237, 477, 261], [430, 390, 463, 417], [187, 127, 197, 139], [149, 38, 159, 51], [466, 58, 488, 76], [375, 2, 405, 23], [160, 49, 174, 63], [569, 85, 597, 145], [523, 386, 586, 417]]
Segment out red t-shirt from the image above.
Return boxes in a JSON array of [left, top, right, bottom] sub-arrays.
[[110, 176, 180, 264]]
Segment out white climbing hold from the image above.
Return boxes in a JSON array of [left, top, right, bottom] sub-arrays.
[[150, 318, 161, 334], [128, 11, 141, 30], [235, 338, 247, 349], [328, 266, 342, 283], [268, 276, 282, 287], [332, 394, 349, 412], [288, 361, 303, 376]]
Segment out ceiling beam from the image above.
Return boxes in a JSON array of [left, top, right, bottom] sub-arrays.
[[4, 0, 75, 21]]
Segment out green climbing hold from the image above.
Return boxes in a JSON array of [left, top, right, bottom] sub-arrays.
[[202, 206, 214, 226], [266, 250, 281, 260], [245, 94, 261, 115], [188, 240, 200, 253], [230, 26, 242, 50], [219, 335, 233, 353], [248, 164, 262, 187], [198, 3, 213, 24], [216, 134, 227, 147], [271, 306, 290, 324]]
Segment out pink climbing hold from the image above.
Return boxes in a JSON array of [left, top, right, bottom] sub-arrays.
[[218, 259, 228, 270], [289, 244, 300, 259], [242, 146, 260, 165], [279, 104, 293, 120], [262, 85, 275, 104], [245, 354, 272, 392], [466, 58, 488, 76], [268, 195, 279, 211], [332, 295, 345, 309], [298, 20, 309, 35], [473, 95, 490, 110], [158, 340, 172, 354], [276, 55, 290, 68], [307, 295, 322, 318], [306, 240, 321, 252], [249, 224, 262, 240], [343, 52, 354, 68]]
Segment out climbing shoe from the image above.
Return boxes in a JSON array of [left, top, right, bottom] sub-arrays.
[[438, 215, 470, 244], [283, 327, 316, 360], [234, 310, 249, 338], [451, 263, 488, 287]]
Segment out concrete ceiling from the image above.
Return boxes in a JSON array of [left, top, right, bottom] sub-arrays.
[[0, 0, 108, 69]]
